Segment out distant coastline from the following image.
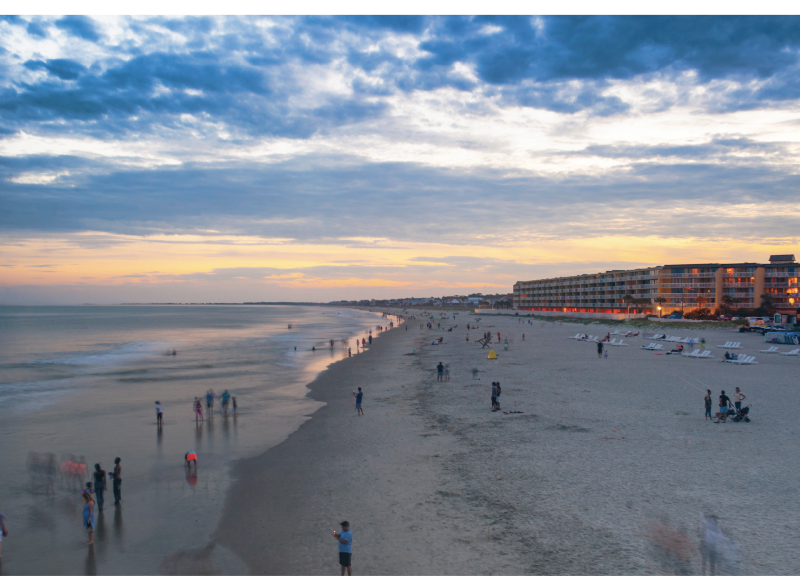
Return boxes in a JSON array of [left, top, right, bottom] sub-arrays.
[[117, 301, 331, 306]]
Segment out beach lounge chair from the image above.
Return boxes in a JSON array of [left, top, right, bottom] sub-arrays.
[[610, 330, 620, 335], [779, 349, 800, 356], [760, 346, 779, 353], [611, 339, 628, 346], [568, 333, 582, 340], [682, 349, 702, 358], [731, 355, 758, 365], [698, 350, 713, 359], [641, 343, 658, 350]]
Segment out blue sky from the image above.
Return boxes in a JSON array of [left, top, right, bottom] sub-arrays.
[[1, 16, 800, 303]]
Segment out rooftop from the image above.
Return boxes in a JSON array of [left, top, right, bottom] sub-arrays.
[[769, 254, 796, 263]]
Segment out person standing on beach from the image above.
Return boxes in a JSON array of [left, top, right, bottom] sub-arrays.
[[205, 389, 215, 417], [353, 388, 364, 416], [704, 390, 713, 421], [194, 397, 204, 422], [437, 362, 444, 381], [333, 521, 353, 576], [714, 391, 732, 424], [221, 389, 231, 415], [93, 463, 106, 511], [111, 457, 122, 505], [155, 401, 164, 427], [734, 387, 745, 412], [444, 364, 450, 381], [82, 492, 95, 545], [597, 341, 603, 358], [368, 335, 372, 345]]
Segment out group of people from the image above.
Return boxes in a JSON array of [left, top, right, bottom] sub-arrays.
[[491, 382, 502, 411], [193, 389, 236, 422], [79, 457, 122, 545], [704, 387, 746, 423], [436, 361, 450, 381]]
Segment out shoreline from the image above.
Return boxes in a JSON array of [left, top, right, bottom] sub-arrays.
[[213, 320, 423, 573]]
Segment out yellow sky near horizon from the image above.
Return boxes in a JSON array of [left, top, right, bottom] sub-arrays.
[[2, 231, 798, 294]]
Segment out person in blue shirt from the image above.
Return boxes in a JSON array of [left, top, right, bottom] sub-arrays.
[[353, 388, 364, 416], [220, 390, 231, 415], [333, 520, 353, 575]]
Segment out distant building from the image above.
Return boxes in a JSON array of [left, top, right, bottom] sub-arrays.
[[514, 255, 799, 322]]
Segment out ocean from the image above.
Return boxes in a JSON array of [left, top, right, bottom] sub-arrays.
[[0, 305, 389, 574]]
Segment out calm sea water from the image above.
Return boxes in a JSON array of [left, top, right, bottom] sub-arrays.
[[0, 305, 389, 575]]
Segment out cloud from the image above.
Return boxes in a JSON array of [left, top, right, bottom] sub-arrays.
[[1, 17, 800, 304], [54, 16, 101, 42]]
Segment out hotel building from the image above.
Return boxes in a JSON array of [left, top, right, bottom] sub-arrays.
[[513, 255, 799, 322]]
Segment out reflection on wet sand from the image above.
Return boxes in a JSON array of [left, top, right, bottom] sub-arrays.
[[160, 543, 219, 575], [113, 505, 123, 550], [84, 545, 96, 576]]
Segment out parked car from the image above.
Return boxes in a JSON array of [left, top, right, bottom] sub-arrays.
[[718, 315, 734, 321], [668, 312, 684, 319]]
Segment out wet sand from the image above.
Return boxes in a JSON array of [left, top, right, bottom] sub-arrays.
[[215, 314, 800, 574]]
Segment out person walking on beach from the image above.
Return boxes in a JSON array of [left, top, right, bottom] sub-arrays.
[[333, 521, 353, 576], [491, 382, 498, 411], [354, 388, 364, 416], [734, 387, 745, 412], [82, 492, 95, 545], [0, 509, 7, 559], [714, 391, 732, 424], [495, 381, 502, 410], [368, 335, 372, 345], [437, 362, 444, 381], [155, 401, 164, 427], [93, 463, 106, 511], [597, 341, 604, 358], [221, 389, 231, 415], [704, 390, 713, 421], [194, 397, 203, 422], [111, 457, 122, 505], [444, 364, 450, 381]]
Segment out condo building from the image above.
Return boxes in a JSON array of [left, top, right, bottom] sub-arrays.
[[513, 255, 799, 322]]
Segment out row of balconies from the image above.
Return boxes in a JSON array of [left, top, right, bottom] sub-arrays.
[[663, 282, 716, 288]]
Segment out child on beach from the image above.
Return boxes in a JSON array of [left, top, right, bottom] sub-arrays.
[[155, 400, 163, 426], [333, 521, 353, 576], [353, 388, 364, 415]]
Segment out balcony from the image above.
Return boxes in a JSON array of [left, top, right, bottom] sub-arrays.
[[664, 282, 716, 288], [660, 273, 716, 278]]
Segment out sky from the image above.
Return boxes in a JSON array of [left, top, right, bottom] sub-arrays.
[[2, 15, 800, 304]]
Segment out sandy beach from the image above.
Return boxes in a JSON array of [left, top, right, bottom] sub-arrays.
[[215, 312, 800, 575]]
